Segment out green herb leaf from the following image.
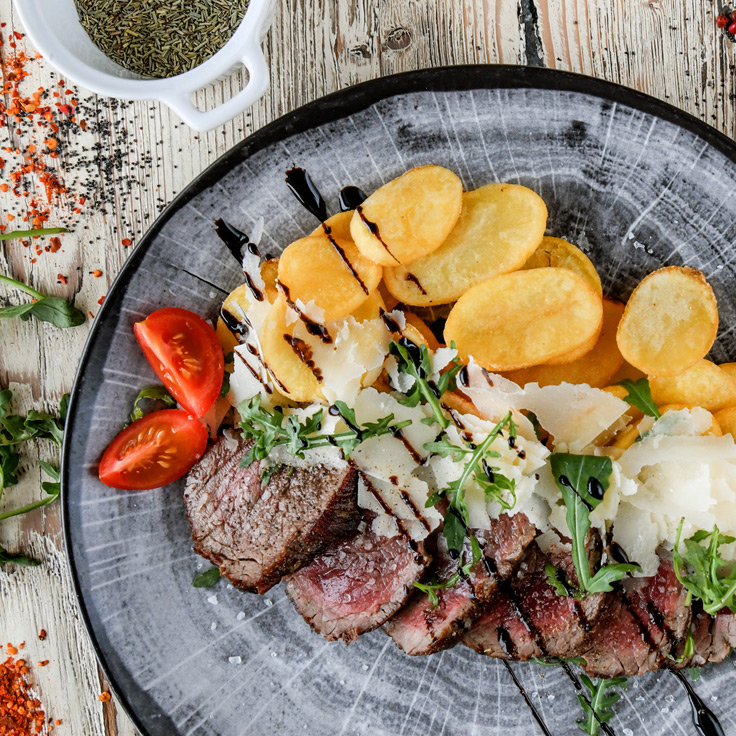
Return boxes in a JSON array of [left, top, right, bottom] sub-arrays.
[[616, 378, 661, 419], [0, 544, 40, 567], [129, 385, 176, 423], [0, 226, 68, 242], [673, 520, 736, 615], [689, 667, 702, 682], [577, 675, 627, 735], [39, 462, 60, 497], [0, 273, 85, 328], [550, 453, 639, 597], [414, 572, 461, 607], [259, 463, 282, 488], [193, 567, 221, 588]]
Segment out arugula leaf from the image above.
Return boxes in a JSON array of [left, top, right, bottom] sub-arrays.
[[193, 567, 221, 588], [39, 462, 60, 497], [237, 395, 411, 465], [548, 454, 639, 598], [673, 520, 736, 614], [577, 676, 627, 735], [0, 544, 40, 567], [388, 340, 461, 428], [0, 273, 85, 328], [414, 573, 461, 607], [423, 436, 472, 462], [0, 226, 68, 242], [616, 378, 661, 419], [259, 463, 282, 488], [129, 385, 176, 423]]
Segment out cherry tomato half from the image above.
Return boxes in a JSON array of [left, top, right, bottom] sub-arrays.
[[134, 307, 224, 417], [98, 409, 208, 490]]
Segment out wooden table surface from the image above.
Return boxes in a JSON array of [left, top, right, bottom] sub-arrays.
[[1, 1, 735, 733]]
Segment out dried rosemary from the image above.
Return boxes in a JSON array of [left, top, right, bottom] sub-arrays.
[[74, 0, 250, 79]]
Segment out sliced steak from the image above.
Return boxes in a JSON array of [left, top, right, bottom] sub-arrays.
[[475, 512, 537, 579], [286, 520, 428, 643], [464, 585, 542, 660], [624, 555, 690, 661], [184, 434, 360, 593], [384, 534, 489, 655], [673, 605, 736, 668]]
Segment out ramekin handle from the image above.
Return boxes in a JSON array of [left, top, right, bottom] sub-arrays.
[[159, 45, 269, 132]]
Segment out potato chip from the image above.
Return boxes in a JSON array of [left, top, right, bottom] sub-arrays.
[[715, 406, 736, 438], [350, 289, 385, 322], [719, 362, 736, 383], [278, 235, 382, 321], [259, 298, 323, 403], [350, 165, 462, 266], [440, 391, 481, 419], [521, 236, 602, 296], [404, 312, 441, 351], [616, 266, 718, 376], [382, 183, 547, 305], [504, 299, 624, 387], [650, 359, 736, 413], [310, 210, 354, 242], [216, 284, 250, 355], [543, 326, 599, 365], [260, 258, 279, 303], [444, 268, 603, 371]]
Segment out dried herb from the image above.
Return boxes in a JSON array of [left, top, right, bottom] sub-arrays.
[[74, 0, 251, 79]]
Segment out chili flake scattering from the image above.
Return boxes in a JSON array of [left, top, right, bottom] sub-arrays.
[[0, 644, 54, 735]]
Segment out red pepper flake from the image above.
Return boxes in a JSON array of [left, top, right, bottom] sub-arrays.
[[5, 214, 14, 222], [6, 644, 18, 656], [13, 31, 23, 40], [91, 269, 102, 278], [48, 237, 62, 253], [55, 720, 62, 726], [18, 642, 25, 651], [97, 296, 105, 305], [98, 691, 111, 703], [87, 311, 94, 319], [37, 630, 46, 641], [43, 138, 57, 150], [121, 238, 132, 247], [57, 274, 67, 285], [36, 661, 49, 668]]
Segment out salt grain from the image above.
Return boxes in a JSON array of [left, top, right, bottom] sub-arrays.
[[210, 622, 217, 631], [228, 656, 242, 665], [207, 594, 218, 605], [236, 612, 246, 621]]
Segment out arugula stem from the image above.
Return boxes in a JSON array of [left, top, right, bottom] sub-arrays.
[[0, 227, 68, 242], [453, 417, 508, 500], [419, 382, 448, 429], [0, 273, 44, 300], [0, 494, 56, 521]]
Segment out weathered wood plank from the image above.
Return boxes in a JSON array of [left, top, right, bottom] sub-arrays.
[[1, 1, 735, 734]]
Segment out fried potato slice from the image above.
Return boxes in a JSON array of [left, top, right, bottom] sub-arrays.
[[404, 312, 441, 351], [650, 359, 736, 413], [260, 258, 279, 303], [216, 284, 250, 355], [350, 289, 385, 322], [444, 268, 603, 371], [440, 391, 481, 419], [382, 183, 547, 305], [715, 406, 736, 437], [310, 210, 354, 242], [504, 299, 624, 387], [277, 235, 382, 322], [543, 325, 599, 365], [719, 362, 736, 383], [259, 298, 323, 403], [350, 165, 462, 266], [521, 236, 602, 297], [616, 266, 718, 376]]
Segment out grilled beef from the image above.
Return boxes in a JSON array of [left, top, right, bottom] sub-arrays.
[[386, 513, 537, 655], [184, 434, 360, 593], [286, 520, 428, 642]]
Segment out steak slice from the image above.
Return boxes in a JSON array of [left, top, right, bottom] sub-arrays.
[[463, 585, 542, 660], [385, 513, 536, 656], [384, 534, 487, 655], [184, 434, 360, 593], [286, 520, 428, 643], [672, 606, 736, 668]]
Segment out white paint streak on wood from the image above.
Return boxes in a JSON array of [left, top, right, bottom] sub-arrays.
[[0, 0, 735, 733]]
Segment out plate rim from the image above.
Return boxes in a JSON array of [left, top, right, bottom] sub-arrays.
[[60, 64, 736, 736]]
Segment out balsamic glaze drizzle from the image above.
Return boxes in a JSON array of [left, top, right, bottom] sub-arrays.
[[285, 167, 328, 221], [672, 670, 725, 736], [278, 281, 333, 344], [219, 307, 250, 339], [558, 474, 593, 511], [356, 205, 400, 262], [501, 661, 553, 736], [322, 223, 369, 294], [215, 218, 259, 263], [405, 272, 427, 295], [339, 185, 367, 212]]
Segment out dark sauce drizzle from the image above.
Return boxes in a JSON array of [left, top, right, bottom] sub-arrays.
[[214, 218, 259, 263], [587, 477, 605, 501], [457, 365, 469, 387], [322, 222, 369, 294], [278, 281, 333, 344], [219, 307, 250, 340], [283, 334, 324, 382], [558, 474, 593, 512], [405, 272, 427, 295], [672, 670, 725, 736], [285, 167, 328, 221], [234, 352, 273, 394], [339, 185, 367, 212], [381, 310, 403, 334], [501, 661, 553, 736], [356, 205, 400, 262]]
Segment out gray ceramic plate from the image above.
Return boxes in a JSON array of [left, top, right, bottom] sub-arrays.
[[63, 67, 736, 736]]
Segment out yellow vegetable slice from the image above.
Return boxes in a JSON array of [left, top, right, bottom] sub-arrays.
[[277, 235, 382, 322], [616, 266, 718, 376], [382, 183, 547, 305], [649, 359, 736, 413], [349, 165, 462, 266], [504, 299, 624, 387], [521, 236, 602, 297], [444, 268, 603, 371], [259, 298, 323, 403], [216, 284, 250, 355]]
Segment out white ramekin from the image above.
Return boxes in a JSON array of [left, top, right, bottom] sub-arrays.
[[14, 0, 275, 131]]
